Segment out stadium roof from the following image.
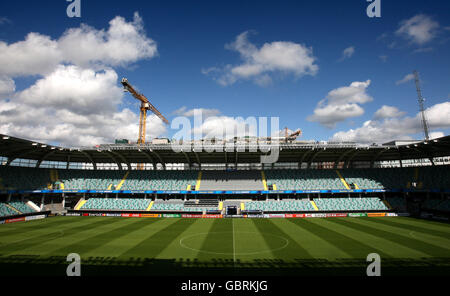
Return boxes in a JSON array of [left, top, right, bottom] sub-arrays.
[[1, 134, 449, 170]]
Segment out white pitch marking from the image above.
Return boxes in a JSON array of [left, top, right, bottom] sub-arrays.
[[232, 219, 236, 265], [179, 231, 289, 255]]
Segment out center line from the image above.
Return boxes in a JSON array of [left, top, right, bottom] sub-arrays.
[[232, 218, 236, 265]]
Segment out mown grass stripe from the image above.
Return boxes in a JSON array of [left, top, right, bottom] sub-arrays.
[[331, 218, 449, 257], [355, 217, 450, 251], [195, 219, 233, 261], [289, 218, 390, 259], [122, 218, 197, 259], [366, 218, 450, 240], [394, 217, 450, 230], [34, 218, 133, 255], [0, 217, 120, 255], [235, 218, 278, 260], [319, 218, 425, 258], [0, 216, 82, 237], [50, 218, 161, 257], [380, 217, 450, 233], [156, 218, 213, 259], [253, 218, 313, 259], [272, 219, 347, 259]]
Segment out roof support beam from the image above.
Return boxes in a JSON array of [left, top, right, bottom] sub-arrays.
[[333, 148, 355, 169], [398, 149, 403, 168], [224, 151, 228, 168], [101, 151, 121, 170], [109, 151, 130, 171], [150, 150, 166, 170], [298, 149, 314, 168], [36, 150, 57, 168], [370, 149, 389, 168], [193, 150, 201, 169], [79, 151, 97, 170], [139, 150, 156, 170], [415, 146, 436, 166], [180, 151, 191, 169], [6, 148, 40, 166], [345, 149, 364, 168], [308, 149, 326, 169]]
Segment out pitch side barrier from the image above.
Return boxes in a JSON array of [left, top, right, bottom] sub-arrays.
[[4, 188, 450, 195], [0, 211, 51, 224], [67, 209, 221, 216], [66, 212, 223, 218], [245, 213, 406, 218], [66, 209, 408, 219], [65, 212, 407, 218]]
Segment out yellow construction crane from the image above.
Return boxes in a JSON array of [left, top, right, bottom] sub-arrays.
[[121, 78, 169, 145], [283, 127, 302, 143]]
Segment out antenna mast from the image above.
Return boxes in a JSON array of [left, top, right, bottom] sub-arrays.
[[413, 70, 429, 141]]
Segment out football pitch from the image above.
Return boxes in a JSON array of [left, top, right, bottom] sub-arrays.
[[0, 216, 449, 276]]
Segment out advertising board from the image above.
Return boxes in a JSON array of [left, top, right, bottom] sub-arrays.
[[121, 213, 141, 218], [348, 213, 367, 217], [326, 213, 348, 217], [245, 214, 265, 218], [6, 217, 26, 223], [182, 214, 203, 218], [284, 214, 306, 218], [141, 214, 161, 218], [202, 214, 223, 218], [162, 214, 182, 218], [25, 215, 46, 221], [264, 214, 286, 218], [88, 213, 106, 217]]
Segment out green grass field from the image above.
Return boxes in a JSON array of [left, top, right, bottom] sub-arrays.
[[0, 216, 449, 276]]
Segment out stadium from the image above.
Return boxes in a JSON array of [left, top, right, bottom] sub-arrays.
[[1, 132, 449, 276], [1, 0, 450, 282]]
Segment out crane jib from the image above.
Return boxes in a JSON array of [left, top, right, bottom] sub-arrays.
[[121, 77, 170, 147]]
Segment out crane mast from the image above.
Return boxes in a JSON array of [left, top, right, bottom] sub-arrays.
[[121, 78, 169, 145]]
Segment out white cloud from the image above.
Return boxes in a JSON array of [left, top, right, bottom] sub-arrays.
[[173, 107, 221, 118], [429, 131, 444, 140], [374, 105, 406, 119], [396, 14, 439, 45], [396, 73, 415, 85], [0, 76, 15, 97], [172, 108, 263, 140], [307, 80, 373, 128], [0, 12, 156, 77], [339, 46, 355, 61], [58, 12, 157, 68], [191, 116, 257, 139], [0, 66, 166, 147], [0, 13, 163, 147], [16, 65, 122, 115], [0, 33, 61, 77], [331, 102, 450, 143], [203, 31, 318, 86]]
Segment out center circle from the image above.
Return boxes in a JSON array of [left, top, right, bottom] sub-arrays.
[[179, 231, 289, 255]]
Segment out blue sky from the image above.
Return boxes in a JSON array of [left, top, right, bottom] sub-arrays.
[[0, 0, 449, 146]]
